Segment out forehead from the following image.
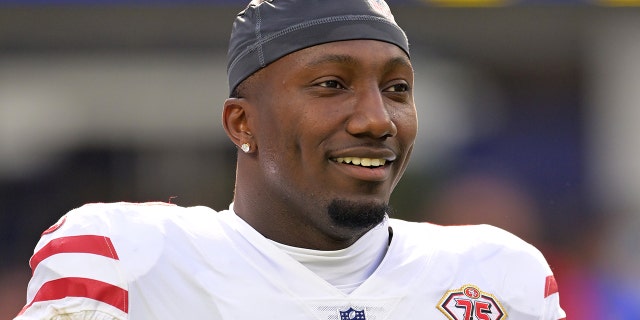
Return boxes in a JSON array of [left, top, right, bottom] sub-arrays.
[[274, 39, 412, 72]]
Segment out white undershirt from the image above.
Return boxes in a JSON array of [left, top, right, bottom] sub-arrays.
[[269, 218, 390, 294]]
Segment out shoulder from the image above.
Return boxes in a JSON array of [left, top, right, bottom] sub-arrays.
[[390, 220, 561, 315], [57, 201, 216, 228], [390, 219, 546, 264], [389, 220, 553, 286], [19, 202, 222, 319], [32, 201, 221, 264], [41, 202, 219, 243], [35, 202, 220, 280], [37, 201, 222, 269]]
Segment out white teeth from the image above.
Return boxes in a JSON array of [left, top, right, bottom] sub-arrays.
[[334, 157, 386, 167]]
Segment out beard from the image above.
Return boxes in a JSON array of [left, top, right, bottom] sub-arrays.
[[327, 199, 389, 230]]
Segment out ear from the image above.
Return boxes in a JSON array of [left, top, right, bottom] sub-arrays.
[[222, 97, 254, 148]]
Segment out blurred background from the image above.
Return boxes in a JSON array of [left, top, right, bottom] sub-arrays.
[[1, 0, 640, 318]]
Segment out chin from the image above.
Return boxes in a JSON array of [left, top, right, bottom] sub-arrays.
[[327, 199, 389, 230]]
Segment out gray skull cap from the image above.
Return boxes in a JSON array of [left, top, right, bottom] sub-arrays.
[[226, 0, 410, 95]]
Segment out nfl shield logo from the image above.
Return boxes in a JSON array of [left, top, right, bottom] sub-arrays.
[[339, 307, 366, 320]]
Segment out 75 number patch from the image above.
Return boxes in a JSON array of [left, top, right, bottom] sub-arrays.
[[437, 284, 507, 320]]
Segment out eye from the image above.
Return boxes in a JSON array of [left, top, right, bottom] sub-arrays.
[[317, 80, 346, 89], [384, 82, 410, 93]]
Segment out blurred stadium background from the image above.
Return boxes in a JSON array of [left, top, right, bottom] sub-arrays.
[[2, 0, 640, 318]]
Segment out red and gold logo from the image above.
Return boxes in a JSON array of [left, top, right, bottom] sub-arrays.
[[437, 284, 507, 320]]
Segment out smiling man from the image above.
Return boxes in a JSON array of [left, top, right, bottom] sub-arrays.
[[225, 38, 416, 250], [16, 1, 565, 319]]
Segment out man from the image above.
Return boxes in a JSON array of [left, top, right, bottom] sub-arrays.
[[16, 0, 565, 319]]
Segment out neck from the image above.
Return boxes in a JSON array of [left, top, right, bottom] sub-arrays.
[[233, 160, 382, 250], [269, 219, 390, 294], [233, 196, 370, 250]]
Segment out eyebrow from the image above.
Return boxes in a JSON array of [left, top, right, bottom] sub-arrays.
[[384, 56, 413, 73], [304, 54, 412, 72], [305, 54, 360, 69]]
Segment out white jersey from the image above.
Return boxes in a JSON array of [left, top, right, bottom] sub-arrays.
[[16, 202, 565, 320]]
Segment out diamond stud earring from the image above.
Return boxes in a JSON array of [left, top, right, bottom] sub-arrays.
[[241, 143, 250, 153]]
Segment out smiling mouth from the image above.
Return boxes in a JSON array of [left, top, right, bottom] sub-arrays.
[[332, 157, 387, 167]]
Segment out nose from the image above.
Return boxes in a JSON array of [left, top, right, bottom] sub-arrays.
[[346, 87, 397, 139]]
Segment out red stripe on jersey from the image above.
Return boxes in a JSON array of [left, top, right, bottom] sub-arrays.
[[30, 235, 119, 272], [544, 275, 559, 298], [19, 277, 128, 315]]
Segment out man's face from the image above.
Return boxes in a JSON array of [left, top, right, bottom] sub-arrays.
[[244, 40, 417, 239]]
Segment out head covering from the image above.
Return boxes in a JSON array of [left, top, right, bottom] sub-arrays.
[[226, 0, 410, 95]]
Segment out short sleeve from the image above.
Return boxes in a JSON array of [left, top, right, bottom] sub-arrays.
[[14, 205, 129, 320], [542, 274, 566, 320]]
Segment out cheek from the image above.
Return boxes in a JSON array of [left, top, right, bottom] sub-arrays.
[[257, 121, 303, 176], [262, 152, 282, 177], [395, 108, 418, 144]]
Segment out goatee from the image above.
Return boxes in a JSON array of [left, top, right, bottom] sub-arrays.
[[327, 199, 389, 230]]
